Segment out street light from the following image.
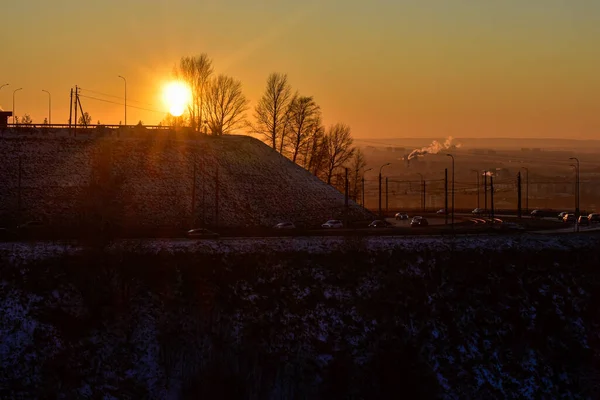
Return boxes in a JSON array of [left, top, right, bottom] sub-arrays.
[[12, 88, 22, 124], [446, 154, 455, 227], [118, 75, 127, 126], [362, 167, 372, 208], [521, 167, 529, 214], [41, 90, 51, 125], [416, 172, 424, 211], [569, 157, 580, 232], [0, 83, 8, 91], [470, 169, 480, 209], [379, 163, 391, 218]]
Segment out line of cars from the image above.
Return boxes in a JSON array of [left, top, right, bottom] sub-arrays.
[[532, 209, 600, 226]]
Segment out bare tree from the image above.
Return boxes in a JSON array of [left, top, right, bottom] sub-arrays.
[[78, 112, 92, 126], [349, 148, 367, 201], [174, 54, 213, 131], [324, 123, 355, 185], [21, 114, 33, 125], [286, 96, 321, 163], [306, 124, 328, 178], [253, 73, 293, 151], [205, 74, 249, 135]]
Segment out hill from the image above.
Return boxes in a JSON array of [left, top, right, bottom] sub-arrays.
[[0, 128, 372, 231]]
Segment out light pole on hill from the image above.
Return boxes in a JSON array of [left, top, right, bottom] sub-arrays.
[[470, 169, 480, 209], [0, 83, 8, 91], [569, 157, 580, 232], [41, 90, 51, 125], [446, 154, 455, 228], [521, 167, 529, 214], [378, 163, 390, 218], [12, 87, 22, 124], [118, 75, 127, 126], [362, 167, 372, 208], [416, 172, 424, 211]]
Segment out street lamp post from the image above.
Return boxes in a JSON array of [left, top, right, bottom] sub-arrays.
[[471, 169, 480, 209], [416, 173, 424, 211], [379, 163, 391, 218], [41, 90, 51, 125], [362, 167, 372, 208], [118, 75, 127, 126], [0, 83, 8, 91], [569, 157, 580, 232], [12, 88, 22, 124], [521, 167, 529, 214], [446, 154, 455, 227]]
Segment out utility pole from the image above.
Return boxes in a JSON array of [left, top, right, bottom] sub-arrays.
[[18, 155, 22, 222], [68, 88, 73, 134], [385, 176, 388, 214], [521, 167, 529, 214], [74, 86, 78, 137], [517, 171, 522, 219], [345, 168, 349, 227], [215, 164, 219, 229], [191, 159, 197, 228], [423, 180, 426, 211], [444, 168, 448, 225], [490, 176, 495, 224], [484, 170, 488, 214]]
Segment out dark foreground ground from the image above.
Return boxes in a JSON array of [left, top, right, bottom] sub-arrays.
[[1, 235, 600, 399]]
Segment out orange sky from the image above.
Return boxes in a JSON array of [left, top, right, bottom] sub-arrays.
[[1, 0, 599, 139]]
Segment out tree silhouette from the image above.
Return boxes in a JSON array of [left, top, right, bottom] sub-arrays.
[[21, 114, 33, 125], [205, 74, 248, 135], [174, 54, 213, 131], [324, 123, 355, 185], [253, 73, 293, 151], [78, 112, 92, 126], [286, 96, 321, 164]]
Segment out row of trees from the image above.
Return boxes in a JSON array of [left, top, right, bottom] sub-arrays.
[[12, 113, 92, 125], [252, 72, 365, 195], [168, 54, 366, 197]]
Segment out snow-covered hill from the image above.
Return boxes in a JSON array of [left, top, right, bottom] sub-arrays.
[[0, 130, 373, 229]]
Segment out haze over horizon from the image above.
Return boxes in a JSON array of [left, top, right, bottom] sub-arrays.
[[1, 0, 599, 139]]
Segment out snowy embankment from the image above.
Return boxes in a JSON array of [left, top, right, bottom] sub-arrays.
[[1, 234, 600, 399]]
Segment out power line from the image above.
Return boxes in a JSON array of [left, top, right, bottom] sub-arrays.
[[78, 94, 165, 114], [79, 87, 157, 108]]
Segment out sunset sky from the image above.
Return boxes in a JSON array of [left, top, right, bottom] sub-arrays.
[[1, 0, 599, 139]]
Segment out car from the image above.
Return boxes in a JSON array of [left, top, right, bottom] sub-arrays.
[[322, 220, 343, 229], [410, 217, 429, 227], [562, 214, 576, 223], [588, 213, 600, 223], [187, 228, 219, 238], [436, 209, 446, 214], [395, 213, 409, 220], [472, 208, 485, 215], [531, 209, 555, 218], [558, 212, 569, 220], [274, 222, 296, 230], [368, 220, 389, 228], [577, 216, 589, 226]]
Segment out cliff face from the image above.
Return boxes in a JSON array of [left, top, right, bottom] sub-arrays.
[[0, 131, 372, 230], [1, 235, 599, 399]]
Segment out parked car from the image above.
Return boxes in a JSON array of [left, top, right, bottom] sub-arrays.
[[273, 222, 296, 230], [322, 220, 343, 229], [395, 213, 409, 220], [588, 213, 600, 223], [577, 216, 590, 226], [410, 217, 429, 227], [187, 228, 219, 238], [436, 209, 446, 214], [368, 220, 389, 228], [17, 220, 45, 230], [562, 214, 576, 223], [472, 208, 485, 215], [558, 212, 569, 220], [531, 209, 555, 218]]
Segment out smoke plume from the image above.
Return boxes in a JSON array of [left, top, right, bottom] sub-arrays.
[[408, 136, 460, 160]]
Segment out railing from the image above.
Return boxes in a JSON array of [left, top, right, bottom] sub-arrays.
[[2, 124, 173, 130]]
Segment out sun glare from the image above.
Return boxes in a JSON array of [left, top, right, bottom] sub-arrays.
[[162, 81, 192, 117]]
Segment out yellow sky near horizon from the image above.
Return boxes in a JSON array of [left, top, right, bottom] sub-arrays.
[[0, 0, 599, 139]]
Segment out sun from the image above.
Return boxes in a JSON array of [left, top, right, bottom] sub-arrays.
[[162, 81, 192, 117]]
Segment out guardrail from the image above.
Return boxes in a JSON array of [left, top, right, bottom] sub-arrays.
[[2, 124, 173, 130]]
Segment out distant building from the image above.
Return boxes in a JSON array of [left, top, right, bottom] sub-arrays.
[[0, 111, 12, 127]]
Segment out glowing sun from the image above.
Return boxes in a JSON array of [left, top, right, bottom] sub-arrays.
[[162, 81, 192, 117]]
